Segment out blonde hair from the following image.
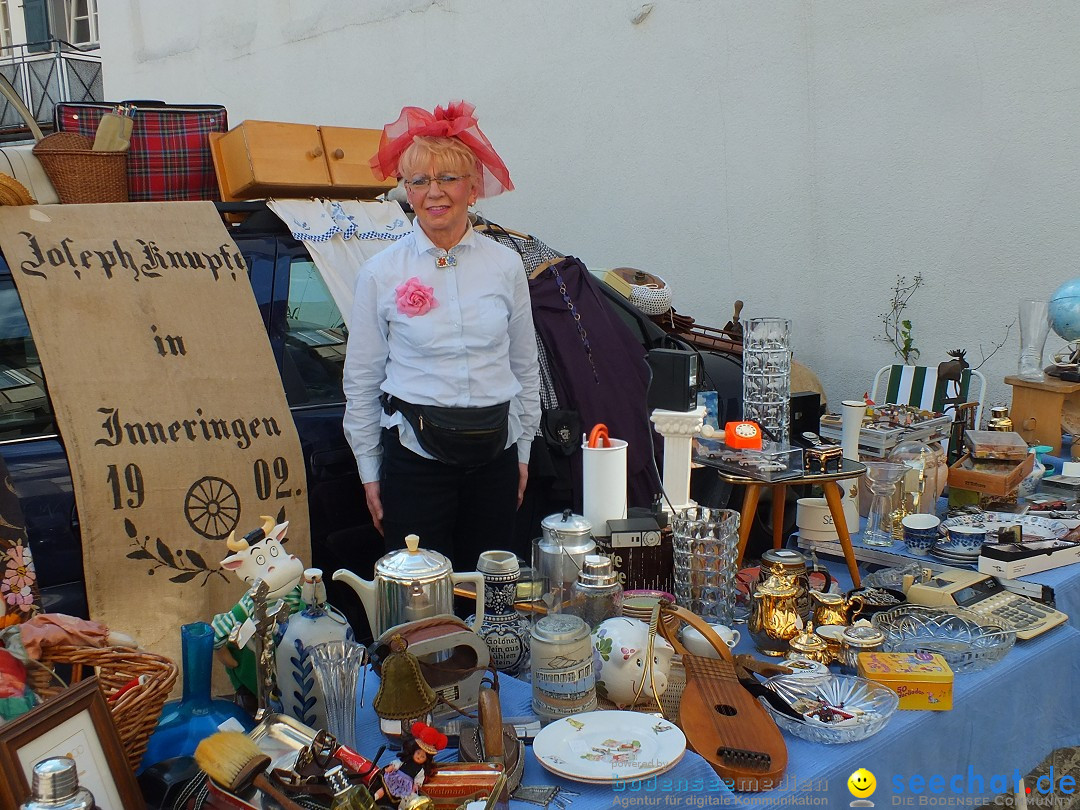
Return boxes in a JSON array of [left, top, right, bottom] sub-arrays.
[[399, 136, 480, 181]]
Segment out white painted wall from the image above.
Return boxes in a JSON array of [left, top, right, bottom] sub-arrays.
[[99, 1, 1080, 416]]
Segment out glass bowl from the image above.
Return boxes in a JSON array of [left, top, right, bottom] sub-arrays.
[[870, 604, 1015, 674], [761, 673, 899, 744]]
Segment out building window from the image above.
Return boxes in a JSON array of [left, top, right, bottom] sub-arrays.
[[0, 1, 12, 54], [66, 0, 97, 46]]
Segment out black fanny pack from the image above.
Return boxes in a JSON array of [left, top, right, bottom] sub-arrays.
[[383, 394, 510, 467]]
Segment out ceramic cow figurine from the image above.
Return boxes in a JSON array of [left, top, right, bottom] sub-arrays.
[[210, 516, 305, 694]]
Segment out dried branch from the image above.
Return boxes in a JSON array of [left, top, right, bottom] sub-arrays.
[[972, 318, 1016, 371]]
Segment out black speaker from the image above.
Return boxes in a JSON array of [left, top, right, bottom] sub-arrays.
[[790, 390, 822, 442], [646, 348, 699, 412]]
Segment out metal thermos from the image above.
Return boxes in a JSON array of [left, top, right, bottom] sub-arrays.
[[533, 511, 595, 624], [20, 756, 95, 810]]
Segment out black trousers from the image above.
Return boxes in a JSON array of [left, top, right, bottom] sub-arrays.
[[379, 428, 519, 570]]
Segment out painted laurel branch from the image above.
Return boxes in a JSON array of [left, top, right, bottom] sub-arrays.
[[123, 517, 228, 585]]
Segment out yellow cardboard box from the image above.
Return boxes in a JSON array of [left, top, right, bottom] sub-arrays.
[[857, 652, 953, 710]]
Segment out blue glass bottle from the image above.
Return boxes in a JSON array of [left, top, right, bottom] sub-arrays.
[[140, 621, 254, 773]]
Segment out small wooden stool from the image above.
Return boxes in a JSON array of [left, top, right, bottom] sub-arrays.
[[1005, 375, 1080, 454]]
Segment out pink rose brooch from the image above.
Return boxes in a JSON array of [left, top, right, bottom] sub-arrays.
[[395, 277, 438, 317]]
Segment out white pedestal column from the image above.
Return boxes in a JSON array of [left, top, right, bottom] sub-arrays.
[[650, 406, 707, 517]]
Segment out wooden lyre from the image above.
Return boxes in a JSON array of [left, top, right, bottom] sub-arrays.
[[657, 603, 788, 793]]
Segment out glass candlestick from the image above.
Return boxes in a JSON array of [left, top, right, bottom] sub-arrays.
[[862, 462, 908, 547], [310, 640, 367, 751]]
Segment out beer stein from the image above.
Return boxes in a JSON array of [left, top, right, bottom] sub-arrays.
[[810, 591, 865, 627]]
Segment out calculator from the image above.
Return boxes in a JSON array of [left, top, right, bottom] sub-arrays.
[[904, 569, 1069, 640]]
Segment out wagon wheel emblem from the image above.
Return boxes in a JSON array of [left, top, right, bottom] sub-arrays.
[[184, 476, 241, 539]]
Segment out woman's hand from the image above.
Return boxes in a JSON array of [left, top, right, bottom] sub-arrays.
[[364, 480, 385, 535], [517, 462, 529, 508]]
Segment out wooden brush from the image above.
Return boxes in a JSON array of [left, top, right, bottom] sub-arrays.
[[194, 730, 305, 810]]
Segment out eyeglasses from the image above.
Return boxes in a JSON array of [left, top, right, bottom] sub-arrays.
[[403, 174, 471, 191]]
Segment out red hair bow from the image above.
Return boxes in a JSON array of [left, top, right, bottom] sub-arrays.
[[369, 100, 514, 199]]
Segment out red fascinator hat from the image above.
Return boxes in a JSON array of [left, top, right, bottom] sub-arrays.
[[411, 721, 448, 755], [369, 100, 514, 199]]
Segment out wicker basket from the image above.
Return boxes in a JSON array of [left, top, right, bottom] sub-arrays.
[[27, 645, 178, 772], [597, 655, 687, 722], [32, 132, 129, 204]]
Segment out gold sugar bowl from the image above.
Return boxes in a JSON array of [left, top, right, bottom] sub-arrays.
[[785, 625, 832, 666]]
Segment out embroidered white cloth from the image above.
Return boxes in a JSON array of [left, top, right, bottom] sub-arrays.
[[267, 198, 411, 325]]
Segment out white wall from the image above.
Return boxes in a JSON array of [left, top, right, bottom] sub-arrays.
[[99, 0, 1080, 415]]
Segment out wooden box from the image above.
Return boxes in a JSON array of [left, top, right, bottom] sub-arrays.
[[857, 651, 953, 710], [947, 452, 1034, 497], [210, 120, 396, 201]]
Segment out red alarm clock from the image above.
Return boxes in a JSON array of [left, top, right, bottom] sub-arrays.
[[725, 420, 763, 450]]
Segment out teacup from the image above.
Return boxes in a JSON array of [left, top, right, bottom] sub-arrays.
[[902, 513, 941, 556], [815, 624, 847, 663], [681, 623, 741, 658], [943, 525, 987, 552]]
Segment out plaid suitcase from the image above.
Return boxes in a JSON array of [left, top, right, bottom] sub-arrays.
[[55, 102, 228, 202]]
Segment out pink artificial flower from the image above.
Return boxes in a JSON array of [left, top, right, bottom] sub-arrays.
[[395, 277, 438, 318], [2, 542, 36, 610]]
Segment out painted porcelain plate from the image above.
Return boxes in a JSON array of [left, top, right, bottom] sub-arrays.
[[939, 512, 1068, 540], [532, 710, 686, 784]]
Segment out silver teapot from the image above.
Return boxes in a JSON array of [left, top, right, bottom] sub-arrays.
[[333, 533, 485, 638]]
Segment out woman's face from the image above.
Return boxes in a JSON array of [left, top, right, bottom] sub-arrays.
[[404, 160, 477, 250], [412, 747, 428, 765]]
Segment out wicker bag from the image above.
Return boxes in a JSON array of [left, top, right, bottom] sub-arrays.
[[26, 645, 178, 771], [32, 132, 129, 204]]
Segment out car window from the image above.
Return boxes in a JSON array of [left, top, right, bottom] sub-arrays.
[[0, 277, 55, 440], [281, 258, 347, 407]]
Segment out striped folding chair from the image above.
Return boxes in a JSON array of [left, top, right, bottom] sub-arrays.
[[871, 364, 987, 428]]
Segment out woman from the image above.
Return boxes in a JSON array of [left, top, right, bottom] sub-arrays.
[[343, 101, 540, 568]]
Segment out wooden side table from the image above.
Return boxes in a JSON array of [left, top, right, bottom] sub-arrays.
[[703, 458, 866, 588], [1004, 375, 1080, 454]]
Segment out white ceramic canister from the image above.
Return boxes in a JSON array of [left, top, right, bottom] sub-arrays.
[[530, 614, 597, 719]]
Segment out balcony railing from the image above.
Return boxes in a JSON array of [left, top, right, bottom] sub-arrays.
[[0, 39, 102, 140]]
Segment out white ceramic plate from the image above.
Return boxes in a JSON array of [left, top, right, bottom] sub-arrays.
[[532, 710, 686, 784], [939, 512, 1068, 540]]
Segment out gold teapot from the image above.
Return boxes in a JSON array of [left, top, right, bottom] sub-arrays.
[[748, 574, 803, 656], [810, 590, 865, 627]]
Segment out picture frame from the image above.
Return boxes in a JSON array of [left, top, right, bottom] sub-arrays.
[[0, 676, 145, 809]]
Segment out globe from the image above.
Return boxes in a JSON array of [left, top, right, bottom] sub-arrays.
[[1050, 278, 1080, 342]]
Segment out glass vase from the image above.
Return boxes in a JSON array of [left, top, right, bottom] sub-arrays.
[[742, 318, 792, 441], [310, 640, 367, 750], [140, 622, 254, 773], [862, 462, 908, 547], [672, 506, 740, 624], [1018, 299, 1051, 381]]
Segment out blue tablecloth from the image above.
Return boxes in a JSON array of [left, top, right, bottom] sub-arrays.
[[354, 560, 1080, 808], [798, 515, 1080, 627]]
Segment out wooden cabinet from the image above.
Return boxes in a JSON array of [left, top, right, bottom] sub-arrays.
[[210, 120, 395, 201]]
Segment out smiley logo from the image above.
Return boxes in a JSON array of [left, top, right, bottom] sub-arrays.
[[848, 768, 877, 798]]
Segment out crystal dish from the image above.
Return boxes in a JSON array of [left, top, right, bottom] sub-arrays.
[[761, 673, 898, 744], [871, 605, 1015, 674]]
